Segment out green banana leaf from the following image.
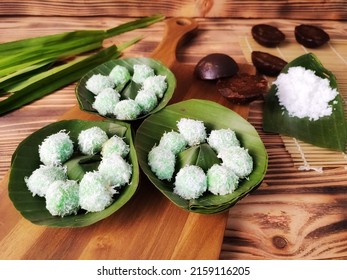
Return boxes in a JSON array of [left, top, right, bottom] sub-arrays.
[[263, 53, 347, 152], [135, 99, 268, 214], [8, 120, 139, 227], [75, 57, 176, 121]]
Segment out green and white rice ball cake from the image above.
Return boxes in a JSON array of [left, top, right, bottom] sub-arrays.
[[101, 134, 129, 158], [114, 99, 142, 120], [132, 64, 155, 84], [24, 165, 67, 197], [92, 87, 120, 116], [143, 75, 167, 99], [79, 171, 116, 212], [218, 146, 253, 178], [207, 164, 239, 195], [45, 179, 80, 217], [177, 118, 207, 146], [39, 130, 74, 166], [109, 65, 131, 86], [98, 154, 132, 187], [158, 131, 187, 155], [207, 128, 240, 153], [174, 165, 207, 200], [85, 73, 115, 95], [148, 145, 175, 181], [78, 126, 109, 155], [134, 88, 158, 114]]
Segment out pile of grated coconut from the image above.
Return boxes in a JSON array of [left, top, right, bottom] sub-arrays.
[[274, 66, 338, 121]]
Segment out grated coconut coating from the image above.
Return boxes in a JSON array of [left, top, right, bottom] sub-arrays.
[[274, 66, 338, 121], [132, 64, 155, 84], [78, 126, 109, 155], [109, 65, 131, 86], [207, 164, 239, 195], [92, 87, 120, 116], [39, 130, 74, 166], [85, 73, 115, 95], [98, 154, 132, 187], [101, 135, 130, 158], [79, 171, 116, 212], [218, 146, 253, 178], [159, 130, 187, 155], [45, 179, 80, 217], [148, 145, 175, 181], [173, 165, 207, 200], [142, 75, 167, 99], [25, 165, 67, 197], [134, 88, 158, 114], [114, 99, 142, 120], [177, 118, 207, 146], [207, 128, 240, 154]]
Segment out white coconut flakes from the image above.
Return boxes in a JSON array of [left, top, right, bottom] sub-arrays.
[[274, 66, 338, 121]]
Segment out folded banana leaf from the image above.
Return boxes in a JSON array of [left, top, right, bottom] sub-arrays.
[[75, 57, 176, 121], [263, 53, 347, 152], [8, 120, 139, 227], [135, 99, 268, 214]]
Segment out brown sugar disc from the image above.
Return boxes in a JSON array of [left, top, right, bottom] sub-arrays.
[[251, 24, 285, 47], [194, 53, 239, 80], [217, 73, 268, 104], [295, 24, 330, 48], [251, 51, 287, 77]]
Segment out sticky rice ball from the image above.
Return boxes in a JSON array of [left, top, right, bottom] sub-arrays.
[[177, 118, 207, 146], [134, 88, 158, 114], [173, 165, 207, 200], [207, 164, 239, 195], [114, 99, 142, 120], [24, 165, 67, 197], [45, 179, 80, 217], [78, 126, 109, 155], [132, 64, 155, 84], [148, 145, 175, 181], [39, 130, 74, 166], [143, 75, 167, 99], [101, 135, 129, 158], [85, 74, 115, 95], [109, 65, 131, 86], [207, 128, 240, 154], [92, 87, 120, 116], [79, 171, 115, 212], [159, 131, 187, 155], [98, 154, 132, 187], [218, 146, 253, 178]]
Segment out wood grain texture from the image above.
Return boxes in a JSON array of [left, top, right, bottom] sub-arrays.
[[0, 0, 346, 20], [1, 16, 347, 260]]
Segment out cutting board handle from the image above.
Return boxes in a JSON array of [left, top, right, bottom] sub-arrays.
[[151, 17, 198, 66]]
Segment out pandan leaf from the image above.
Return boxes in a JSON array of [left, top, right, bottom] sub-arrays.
[[8, 120, 139, 227], [135, 99, 268, 214], [75, 57, 176, 121], [263, 53, 347, 151], [0, 46, 121, 116]]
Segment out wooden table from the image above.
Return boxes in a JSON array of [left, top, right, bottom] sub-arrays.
[[1, 16, 347, 260]]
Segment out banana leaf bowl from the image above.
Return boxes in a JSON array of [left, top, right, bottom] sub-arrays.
[[135, 99, 268, 214], [75, 57, 176, 121], [8, 119, 139, 227]]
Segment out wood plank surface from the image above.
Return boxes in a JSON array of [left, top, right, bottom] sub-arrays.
[[1, 16, 347, 260], [0, 1, 346, 20]]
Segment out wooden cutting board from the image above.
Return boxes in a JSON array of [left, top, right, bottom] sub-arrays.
[[0, 17, 253, 260]]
